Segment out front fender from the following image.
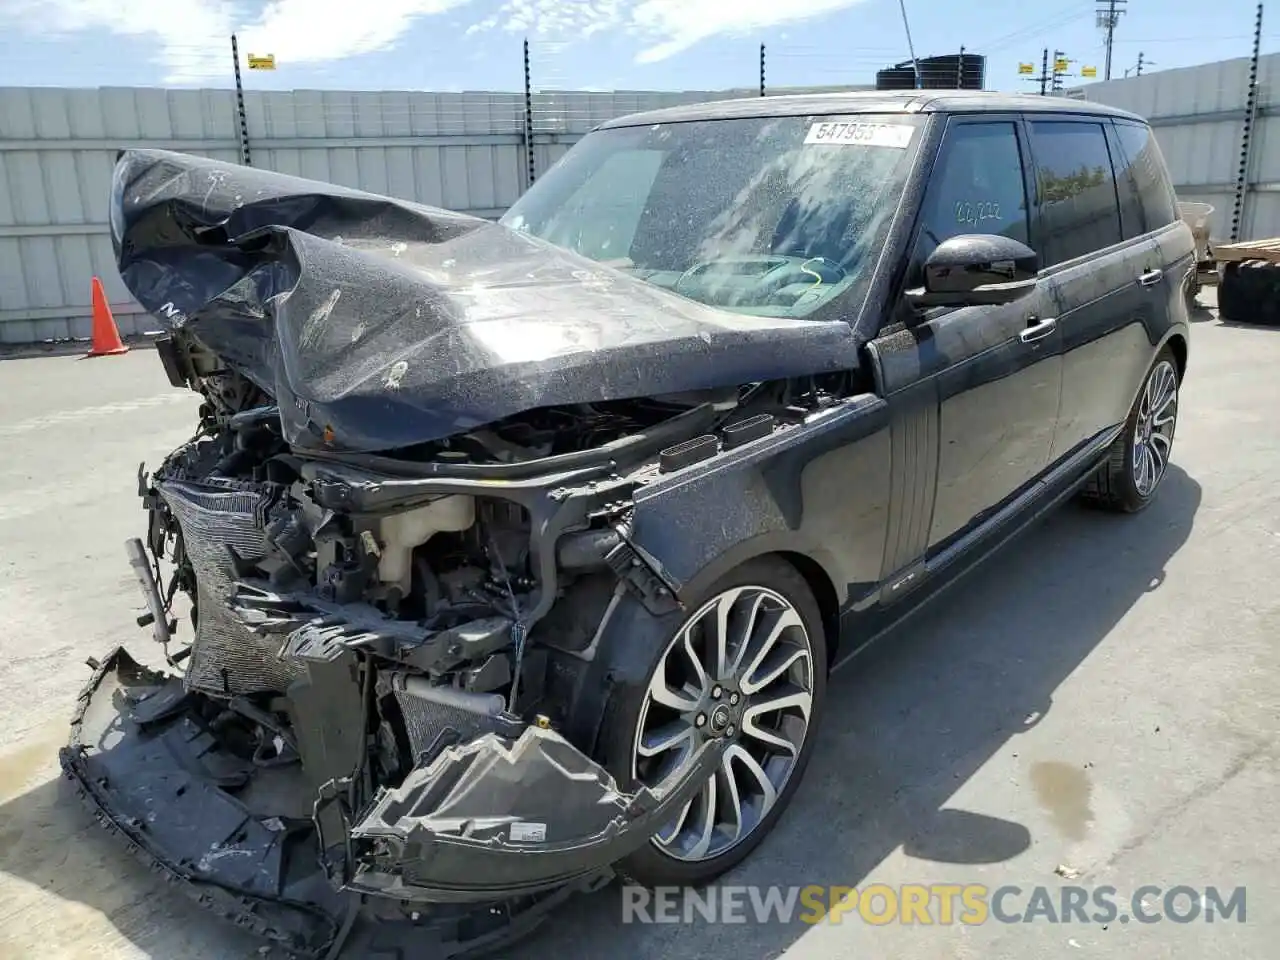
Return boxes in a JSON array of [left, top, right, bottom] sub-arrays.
[[627, 394, 891, 606], [562, 394, 893, 758]]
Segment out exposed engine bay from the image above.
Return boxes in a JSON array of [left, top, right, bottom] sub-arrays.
[[61, 148, 872, 958], [63, 334, 858, 958]]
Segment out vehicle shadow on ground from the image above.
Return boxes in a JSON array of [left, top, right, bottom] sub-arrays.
[[511, 465, 1203, 959], [1187, 300, 1217, 323], [0, 467, 1201, 960], [1217, 319, 1280, 332]]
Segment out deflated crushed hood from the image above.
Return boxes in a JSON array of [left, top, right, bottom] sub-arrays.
[[110, 149, 861, 453]]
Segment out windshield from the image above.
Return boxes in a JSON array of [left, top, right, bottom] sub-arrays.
[[500, 114, 923, 319]]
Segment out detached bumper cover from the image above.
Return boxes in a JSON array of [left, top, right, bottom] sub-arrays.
[[59, 647, 721, 954], [349, 725, 725, 902], [58, 647, 347, 956]]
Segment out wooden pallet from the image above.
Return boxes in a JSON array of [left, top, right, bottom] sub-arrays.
[[1212, 237, 1280, 264]]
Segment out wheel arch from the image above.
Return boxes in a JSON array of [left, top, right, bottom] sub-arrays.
[[564, 544, 848, 759], [772, 550, 843, 669], [663, 536, 848, 671]]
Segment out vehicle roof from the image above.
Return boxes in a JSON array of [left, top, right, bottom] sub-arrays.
[[596, 90, 1146, 129]]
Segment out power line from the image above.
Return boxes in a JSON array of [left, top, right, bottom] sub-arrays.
[[981, 5, 1096, 55]]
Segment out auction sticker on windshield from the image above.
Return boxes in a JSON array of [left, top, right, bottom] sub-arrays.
[[804, 120, 915, 148]]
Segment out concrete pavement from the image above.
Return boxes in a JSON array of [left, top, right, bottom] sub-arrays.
[[0, 299, 1276, 959]]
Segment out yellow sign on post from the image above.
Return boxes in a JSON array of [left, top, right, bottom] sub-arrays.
[[247, 54, 276, 70], [1018, 63, 1035, 75], [1054, 57, 1069, 72], [1081, 65, 1098, 78]]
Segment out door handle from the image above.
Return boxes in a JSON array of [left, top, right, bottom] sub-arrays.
[[1020, 317, 1057, 343], [1139, 268, 1164, 287]]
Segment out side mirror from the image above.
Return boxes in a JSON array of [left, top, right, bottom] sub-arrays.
[[906, 234, 1039, 309]]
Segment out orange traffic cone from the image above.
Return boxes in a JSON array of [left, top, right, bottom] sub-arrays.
[[88, 276, 128, 357]]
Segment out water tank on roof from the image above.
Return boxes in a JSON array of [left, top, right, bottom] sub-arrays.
[[876, 53, 986, 91]]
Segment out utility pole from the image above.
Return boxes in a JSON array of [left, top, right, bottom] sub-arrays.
[[1124, 53, 1150, 78], [897, 0, 922, 88], [1097, 0, 1127, 81], [1052, 50, 1070, 92], [1018, 49, 1050, 93]]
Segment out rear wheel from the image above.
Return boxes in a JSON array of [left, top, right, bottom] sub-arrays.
[[1080, 347, 1180, 513], [602, 557, 827, 887]]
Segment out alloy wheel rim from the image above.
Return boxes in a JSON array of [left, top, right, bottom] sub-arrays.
[[631, 585, 815, 863], [1133, 359, 1178, 497]]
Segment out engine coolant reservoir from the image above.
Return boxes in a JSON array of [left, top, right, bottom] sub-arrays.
[[377, 496, 475, 593]]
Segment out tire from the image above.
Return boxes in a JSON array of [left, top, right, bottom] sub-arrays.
[[1219, 259, 1280, 325], [600, 556, 828, 888], [1079, 346, 1180, 513]]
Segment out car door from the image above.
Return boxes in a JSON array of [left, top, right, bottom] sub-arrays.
[[868, 115, 1064, 593], [1024, 117, 1162, 462], [1109, 118, 1196, 336]]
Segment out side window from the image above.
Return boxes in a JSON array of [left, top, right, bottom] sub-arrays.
[[1028, 121, 1123, 266], [908, 122, 1030, 284], [1112, 121, 1178, 232]]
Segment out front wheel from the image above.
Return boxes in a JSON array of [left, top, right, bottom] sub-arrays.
[[602, 557, 828, 888], [1080, 347, 1180, 513]]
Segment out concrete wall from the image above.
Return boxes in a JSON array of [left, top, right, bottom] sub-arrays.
[[1069, 53, 1280, 245], [0, 84, 809, 344]]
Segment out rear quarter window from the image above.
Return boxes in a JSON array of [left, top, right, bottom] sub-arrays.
[[1112, 121, 1178, 232], [1028, 120, 1123, 266]]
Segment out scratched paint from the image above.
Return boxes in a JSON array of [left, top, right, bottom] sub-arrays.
[[299, 288, 342, 351]]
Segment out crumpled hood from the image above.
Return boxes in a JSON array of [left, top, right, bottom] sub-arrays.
[[110, 149, 860, 453]]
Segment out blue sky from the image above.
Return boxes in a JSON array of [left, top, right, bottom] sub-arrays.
[[0, 0, 1274, 93]]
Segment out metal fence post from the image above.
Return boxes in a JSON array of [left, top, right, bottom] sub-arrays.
[[1232, 2, 1264, 242], [230, 35, 251, 165], [523, 38, 536, 189]]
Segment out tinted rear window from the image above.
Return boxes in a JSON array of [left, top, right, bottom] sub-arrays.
[[1112, 121, 1178, 232], [1028, 120, 1123, 265]]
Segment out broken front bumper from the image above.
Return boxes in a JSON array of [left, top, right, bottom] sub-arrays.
[[59, 647, 722, 956]]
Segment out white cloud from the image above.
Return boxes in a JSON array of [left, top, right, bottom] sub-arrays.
[[0, 0, 241, 83], [468, 0, 870, 62], [481, 0, 628, 37], [7, 0, 870, 84], [238, 0, 474, 65], [630, 0, 869, 62], [3, 0, 475, 84]]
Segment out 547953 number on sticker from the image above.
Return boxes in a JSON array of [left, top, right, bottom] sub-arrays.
[[804, 121, 915, 149]]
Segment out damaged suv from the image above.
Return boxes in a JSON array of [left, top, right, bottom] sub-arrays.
[[63, 91, 1192, 956]]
